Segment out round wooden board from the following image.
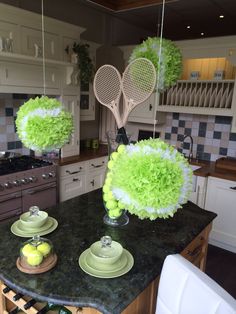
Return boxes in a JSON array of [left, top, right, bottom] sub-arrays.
[[16, 254, 57, 274]]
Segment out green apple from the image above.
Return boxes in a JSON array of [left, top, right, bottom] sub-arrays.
[[21, 244, 36, 257], [37, 242, 51, 257], [27, 250, 43, 266]]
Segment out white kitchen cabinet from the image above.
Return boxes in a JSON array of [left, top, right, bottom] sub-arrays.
[[59, 156, 108, 202], [189, 175, 208, 209], [205, 176, 236, 253], [128, 93, 166, 124], [59, 161, 86, 202], [60, 96, 80, 158]]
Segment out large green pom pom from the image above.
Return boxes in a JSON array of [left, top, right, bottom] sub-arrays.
[[129, 37, 182, 91], [16, 96, 73, 152]]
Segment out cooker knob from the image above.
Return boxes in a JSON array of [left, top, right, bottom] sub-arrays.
[[12, 180, 20, 187], [42, 173, 49, 179], [0, 184, 4, 191], [4, 182, 12, 189], [29, 176, 37, 183], [21, 178, 27, 184], [49, 171, 56, 178]]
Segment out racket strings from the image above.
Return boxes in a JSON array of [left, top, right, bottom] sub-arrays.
[[94, 66, 121, 106], [122, 59, 156, 104]]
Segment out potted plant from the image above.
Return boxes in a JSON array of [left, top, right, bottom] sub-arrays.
[[72, 42, 95, 85]]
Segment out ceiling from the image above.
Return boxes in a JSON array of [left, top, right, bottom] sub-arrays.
[[85, 0, 236, 41]]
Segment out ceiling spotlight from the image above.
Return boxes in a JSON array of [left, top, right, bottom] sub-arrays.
[[201, 32, 204, 36], [219, 15, 224, 19], [187, 25, 191, 29]]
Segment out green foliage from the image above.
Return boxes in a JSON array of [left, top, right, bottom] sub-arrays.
[[72, 42, 95, 85], [129, 37, 182, 91], [16, 96, 73, 152]]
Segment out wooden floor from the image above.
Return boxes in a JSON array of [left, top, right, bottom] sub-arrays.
[[206, 244, 236, 298]]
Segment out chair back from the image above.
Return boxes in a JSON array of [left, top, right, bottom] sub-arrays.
[[156, 254, 236, 314]]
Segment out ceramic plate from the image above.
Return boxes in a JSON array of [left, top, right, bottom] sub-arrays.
[[85, 250, 128, 273], [79, 249, 134, 278], [17, 218, 53, 233], [11, 217, 58, 237]]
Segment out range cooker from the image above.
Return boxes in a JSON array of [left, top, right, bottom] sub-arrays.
[[0, 156, 57, 221]]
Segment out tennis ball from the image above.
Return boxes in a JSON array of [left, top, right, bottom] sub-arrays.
[[37, 242, 51, 257], [21, 244, 36, 257], [117, 145, 125, 154], [107, 191, 114, 200], [27, 251, 43, 266], [106, 199, 118, 210], [105, 177, 112, 186], [108, 208, 121, 218], [103, 193, 109, 202], [102, 184, 110, 193], [110, 152, 119, 161], [107, 160, 114, 169]]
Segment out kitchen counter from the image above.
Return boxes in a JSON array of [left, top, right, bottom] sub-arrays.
[[58, 145, 108, 166], [0, 189, 216, 314], [191, 158, 236, 181]]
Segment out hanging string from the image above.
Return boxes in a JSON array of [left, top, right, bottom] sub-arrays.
[[153, 0, 165, 138], [41, 0, 46, 96]]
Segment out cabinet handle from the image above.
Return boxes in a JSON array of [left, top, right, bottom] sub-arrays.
[[230, 186, 236, 190], [149, 104, 153, 111], [66, 168, 82, 175], [91, 162, 104, 168], [90, 179, 95, 186], [73, 178, 80, 182], [187, 244, 202, 257], [196, 185, 200, 205]]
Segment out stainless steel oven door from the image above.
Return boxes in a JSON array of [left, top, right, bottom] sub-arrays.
[[22, 182, 57, 212], [0, 192, 22, 221]]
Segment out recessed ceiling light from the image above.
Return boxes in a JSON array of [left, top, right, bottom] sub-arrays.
[[187, 25, 191, 29], [201, 32, 204, 36], [219, 15, 224, 19]]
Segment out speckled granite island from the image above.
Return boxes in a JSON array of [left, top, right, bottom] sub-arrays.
[[0, 189, 216, 314]]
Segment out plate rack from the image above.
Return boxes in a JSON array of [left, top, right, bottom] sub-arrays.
[[160, 80, 234, 109]]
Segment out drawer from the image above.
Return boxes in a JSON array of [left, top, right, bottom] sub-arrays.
[[181, 228, 206, 264], [60, 161, 87, 178], [87, 156, 108, 171], [60, 174, 85, 202]]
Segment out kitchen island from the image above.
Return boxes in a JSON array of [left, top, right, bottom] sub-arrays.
[[0, 189, 216, 314]]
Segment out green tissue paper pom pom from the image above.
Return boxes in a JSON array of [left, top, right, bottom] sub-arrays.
[[15, 96, 73, 152], [129, 37, 182, 91]]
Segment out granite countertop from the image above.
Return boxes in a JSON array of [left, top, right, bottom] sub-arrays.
[[190, 158, 236, 181], [0, 190, 216, 314], [58, 145, 108, 166]]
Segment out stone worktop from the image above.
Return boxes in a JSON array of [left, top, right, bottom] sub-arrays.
[[0, 189, 216, 314], [190, 157, 236, 181]]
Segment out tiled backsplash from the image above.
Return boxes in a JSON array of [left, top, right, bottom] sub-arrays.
[[163, 113, 236, 161], [0, 93, 30, 155]]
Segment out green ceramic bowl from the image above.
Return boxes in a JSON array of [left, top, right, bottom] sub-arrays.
[[89, 240, 123, 265], [20, 211, 48, 229]]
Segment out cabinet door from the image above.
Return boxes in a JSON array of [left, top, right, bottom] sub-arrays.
[[80, 82, 95, 121], [86, 170, 105, 192], [205, 177, 236, 252], [128, 93, 156, 124], [0, 20, 19, 53], [188, 176, 207, 209], [60, 174, 86, 202], [21, 26, 60, 60], [60, 96, 80, 158]]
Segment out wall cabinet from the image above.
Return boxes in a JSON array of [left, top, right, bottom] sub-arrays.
[[205, 176, 236, 253], [128, 93, 166, 125], [59, 156, 107, 202]]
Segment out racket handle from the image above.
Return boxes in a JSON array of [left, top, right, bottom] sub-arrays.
[[117, 127, 129, 145]]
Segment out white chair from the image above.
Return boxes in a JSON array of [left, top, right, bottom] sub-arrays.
[[156, 254, 236, 314]]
